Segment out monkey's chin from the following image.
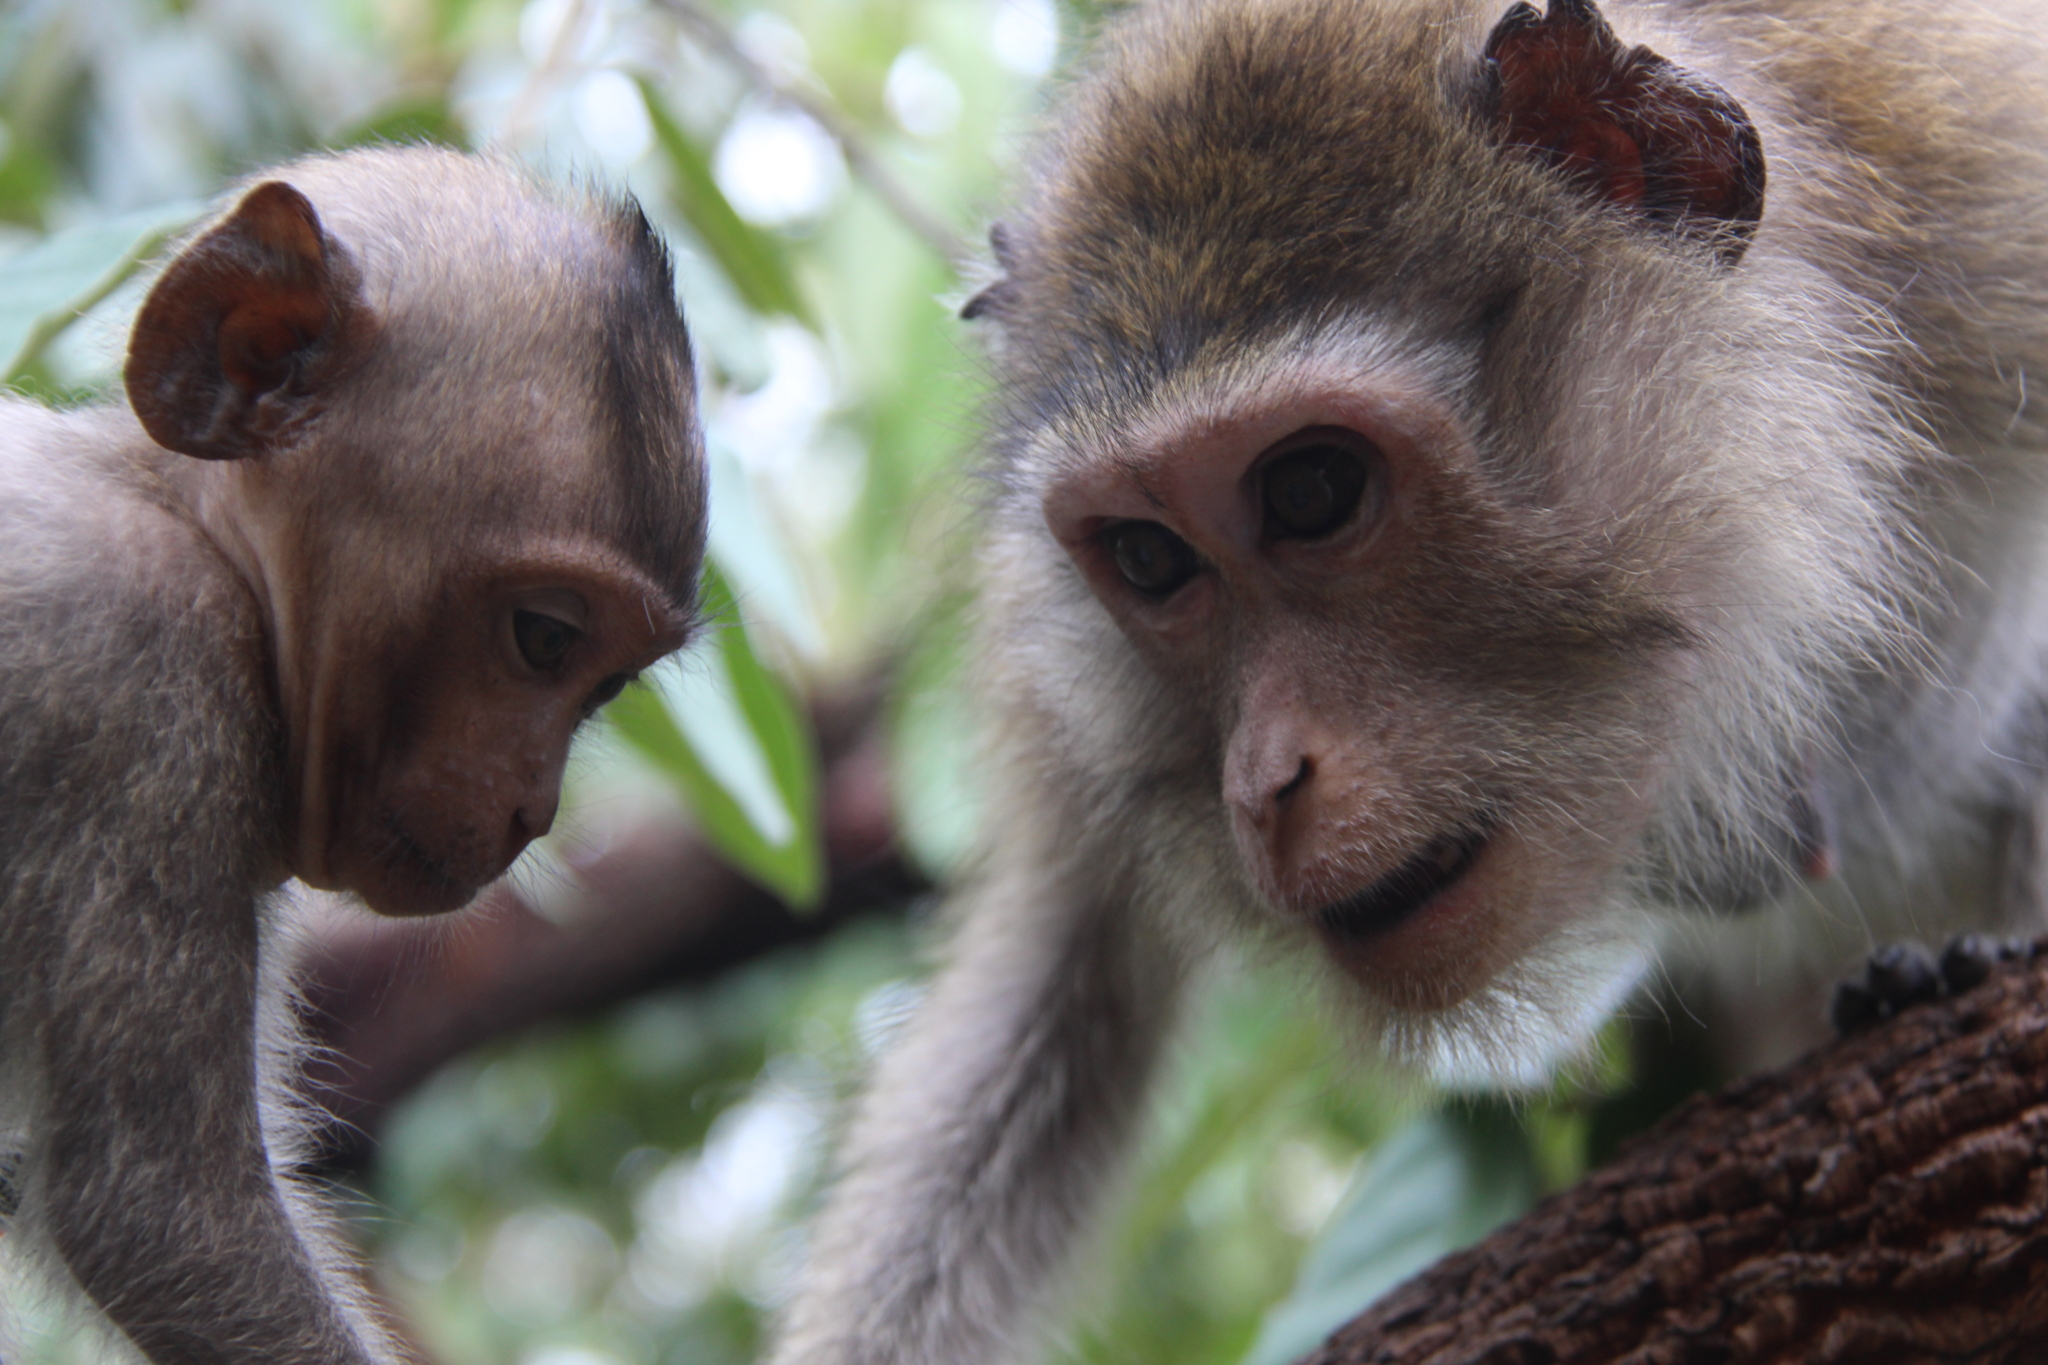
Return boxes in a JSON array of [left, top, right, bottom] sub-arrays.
[[1310, 892, 1662, 1096], [1369, 903, 1658, 1089], [357, 874, 482, 918], [329, 821, 494, 917], [1305, 829, 1660, 1087]]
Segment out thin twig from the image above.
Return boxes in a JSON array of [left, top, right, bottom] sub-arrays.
[[652, 0, 973, 272], [497, 0, 598, 149], [2, 213, 197, 384]]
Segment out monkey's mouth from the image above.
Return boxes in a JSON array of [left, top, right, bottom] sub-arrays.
[[376, 813, 483, 913], [1314, 825, 1490, 941]]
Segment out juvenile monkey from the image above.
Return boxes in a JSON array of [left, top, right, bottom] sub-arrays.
[[0, 147, 704, 1364], [774, 0, 2048, 1360]]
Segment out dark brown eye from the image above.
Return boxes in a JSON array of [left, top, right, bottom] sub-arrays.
[[513, 610, 580, 671], [1106, 520, 1201, 598], [585, 672, 631, 712], [1261, 437, 1378, 540]]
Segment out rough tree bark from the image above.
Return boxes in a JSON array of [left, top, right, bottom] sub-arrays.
[[1309, 943, 2048, 1365]]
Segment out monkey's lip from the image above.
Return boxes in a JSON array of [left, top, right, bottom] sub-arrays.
[[369, 813, 488, 914], [1312, 825, 1490, 941]]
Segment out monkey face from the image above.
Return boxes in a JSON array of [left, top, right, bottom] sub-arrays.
[[120, 162, 707, 919], [1038, 348, 1689, 1015], [293, 547, 692, 917]]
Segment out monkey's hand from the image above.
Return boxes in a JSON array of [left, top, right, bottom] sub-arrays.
[[1829, 934, 2039, 1034]]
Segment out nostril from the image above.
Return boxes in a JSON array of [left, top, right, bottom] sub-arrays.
[[510, 804, 554, 844], [1276, 757, 1312, 805]]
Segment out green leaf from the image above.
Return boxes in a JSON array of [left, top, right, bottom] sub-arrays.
[[705, 437, 825, 657], [641, 81, 812, 325], [662, 220, 772, 391], [887, 598, 985, 880], [1239, 1100, 1542, 1365], [0, 135, 56, 227], [710, 572, 824, 897], [606, 563, 825, 911], [0, 200, 204, 381]]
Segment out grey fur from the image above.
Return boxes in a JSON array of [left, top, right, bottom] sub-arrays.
[[773, 0, 2048, 1362], [0, 147, 703, 1364]]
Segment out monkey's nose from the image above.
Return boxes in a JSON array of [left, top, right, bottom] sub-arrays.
[[511, 800, 557, 845], [1224, 740, 1338, 908], [1238, 755, 1313, 825], [1259, 757, 1319, 868]]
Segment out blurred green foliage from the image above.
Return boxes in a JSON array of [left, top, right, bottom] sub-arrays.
[[0, 1, 1693, 1361], [609, 566, 825, 911]]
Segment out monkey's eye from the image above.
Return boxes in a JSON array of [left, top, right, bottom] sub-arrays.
[[1106, 520, 1201, 598], [513, 610, 581, 672], [1261, 438, 1377, 540], [584, 672, 631, 713]]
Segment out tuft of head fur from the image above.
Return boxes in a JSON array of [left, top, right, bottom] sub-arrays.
[[195, 146, 706, 618]]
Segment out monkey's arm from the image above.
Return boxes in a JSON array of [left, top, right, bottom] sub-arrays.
[[5, 567, 395, 1365], [36, 873, 390, 1365], [771, 829, 1185, 1365]]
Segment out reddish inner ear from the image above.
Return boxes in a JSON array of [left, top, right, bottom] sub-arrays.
[[1563, 118, 1647, 211], [220, 292, 332, 395], [126, 179, 361, 460], [214, 182, 336, 396], [1485, 0, 1764, 263]]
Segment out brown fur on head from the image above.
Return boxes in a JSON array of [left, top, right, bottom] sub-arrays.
[[127, 147, 707, 916]]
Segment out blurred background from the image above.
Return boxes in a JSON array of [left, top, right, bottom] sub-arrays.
[[0, 2, 1701, 1361]]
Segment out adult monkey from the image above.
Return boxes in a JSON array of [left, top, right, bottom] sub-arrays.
[[0, 147, 704, 1364], [773, 0, 2048, 1361]]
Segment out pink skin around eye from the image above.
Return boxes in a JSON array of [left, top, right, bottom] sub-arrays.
[[1040, 371, 1472, 623]]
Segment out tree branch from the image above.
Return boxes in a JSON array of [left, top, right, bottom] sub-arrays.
[[1310, 941, 2048, 1365]]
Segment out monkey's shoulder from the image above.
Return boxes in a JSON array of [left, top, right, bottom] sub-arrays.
[[0, 398, 279, 870], [0, 397, 252, 603]]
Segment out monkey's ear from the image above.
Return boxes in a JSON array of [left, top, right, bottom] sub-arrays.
[[126, 181, 367, 460], [960, 280, 1018, 321], [1483, 0, 1764, 265], [962, 221, 1020, 321]]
